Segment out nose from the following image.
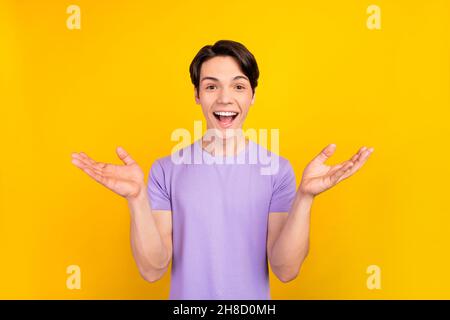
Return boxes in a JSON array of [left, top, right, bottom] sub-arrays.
[[217, 88, 233, 105]]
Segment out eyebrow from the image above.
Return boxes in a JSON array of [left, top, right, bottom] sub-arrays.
[[200, 75, 249, 82]]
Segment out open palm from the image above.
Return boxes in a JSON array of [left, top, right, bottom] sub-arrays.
[[71, 146, 145, 200], [298, 144, 374, 197]]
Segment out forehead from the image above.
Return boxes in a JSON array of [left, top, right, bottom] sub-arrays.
[[200, 56, 246, 80]]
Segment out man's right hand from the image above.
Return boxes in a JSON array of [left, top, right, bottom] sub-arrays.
[[71, 146, 145, 200]]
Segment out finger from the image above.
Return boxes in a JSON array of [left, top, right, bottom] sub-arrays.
[[78, 152, 93, 162], [345, 146, 366, 164], [78, 152, 107, 170], [71, 153, 96, 169], [82, 166, 107, 186], [328, 159, 352, 175], [72, 151, 96, 167], [332, 164, 354, 184], [71, 157, 88, 169], [350, 148, 373, 171], [358, 146, 367, 154], [337, 148, 374, 181], [72, 152, 90, 165], [352, 146, 366, 161], [116, 146, 136, 165], [72, 159, 104, 179], [73, 152, 109, 175], [71, 154, 105, 176], [328, 146, 367, 174], [343, 146, 370, 169], [330, 161, 354, 184], [79, 154, 116, 178], [312, 143, 337, 164]]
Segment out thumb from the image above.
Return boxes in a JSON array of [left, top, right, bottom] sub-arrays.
[[116, 146, 136, 165], [312, 143, 336, 164]]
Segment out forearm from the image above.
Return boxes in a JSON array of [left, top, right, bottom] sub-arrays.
[[127, 190, 170, 277], [270, 191, 314, 281]]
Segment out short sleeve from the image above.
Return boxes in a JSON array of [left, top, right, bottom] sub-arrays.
[[147, 160, 172, 211], [268, 159, 297, 213]]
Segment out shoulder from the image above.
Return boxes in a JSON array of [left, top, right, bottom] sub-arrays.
[[251, 140, 294, 177], [151, 142, 196, 172]]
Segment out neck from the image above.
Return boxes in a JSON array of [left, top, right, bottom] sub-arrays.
[[201, 132, 249, 157]]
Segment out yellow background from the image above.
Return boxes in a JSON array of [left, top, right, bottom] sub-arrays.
[[1, 0, 449, 299]]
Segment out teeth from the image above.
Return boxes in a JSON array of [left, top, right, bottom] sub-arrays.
[[214, 111, 238, 116]]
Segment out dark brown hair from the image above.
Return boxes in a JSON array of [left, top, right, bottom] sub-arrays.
[[189, 40, 259, 96]]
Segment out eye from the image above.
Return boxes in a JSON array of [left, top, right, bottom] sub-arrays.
[[235, 84, 246, 90], [205, 85, 217, 90]]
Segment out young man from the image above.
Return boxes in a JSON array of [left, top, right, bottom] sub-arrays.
[[71, 40, 374, 299]]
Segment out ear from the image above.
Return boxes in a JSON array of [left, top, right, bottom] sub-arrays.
[[194, 87, 200, 105], [250, 91, 256, 106]]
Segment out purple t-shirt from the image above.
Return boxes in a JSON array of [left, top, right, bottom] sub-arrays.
[[147, 139, 297, 299]]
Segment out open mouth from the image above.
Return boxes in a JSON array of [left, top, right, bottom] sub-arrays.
[[213, 111, 239, 128]]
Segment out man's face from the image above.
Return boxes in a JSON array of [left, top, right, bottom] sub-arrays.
[[195, 56, 255, 137]]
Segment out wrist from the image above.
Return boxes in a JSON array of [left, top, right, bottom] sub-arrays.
[[126, 184, 147, 203], [297, 188, 315, 202]]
